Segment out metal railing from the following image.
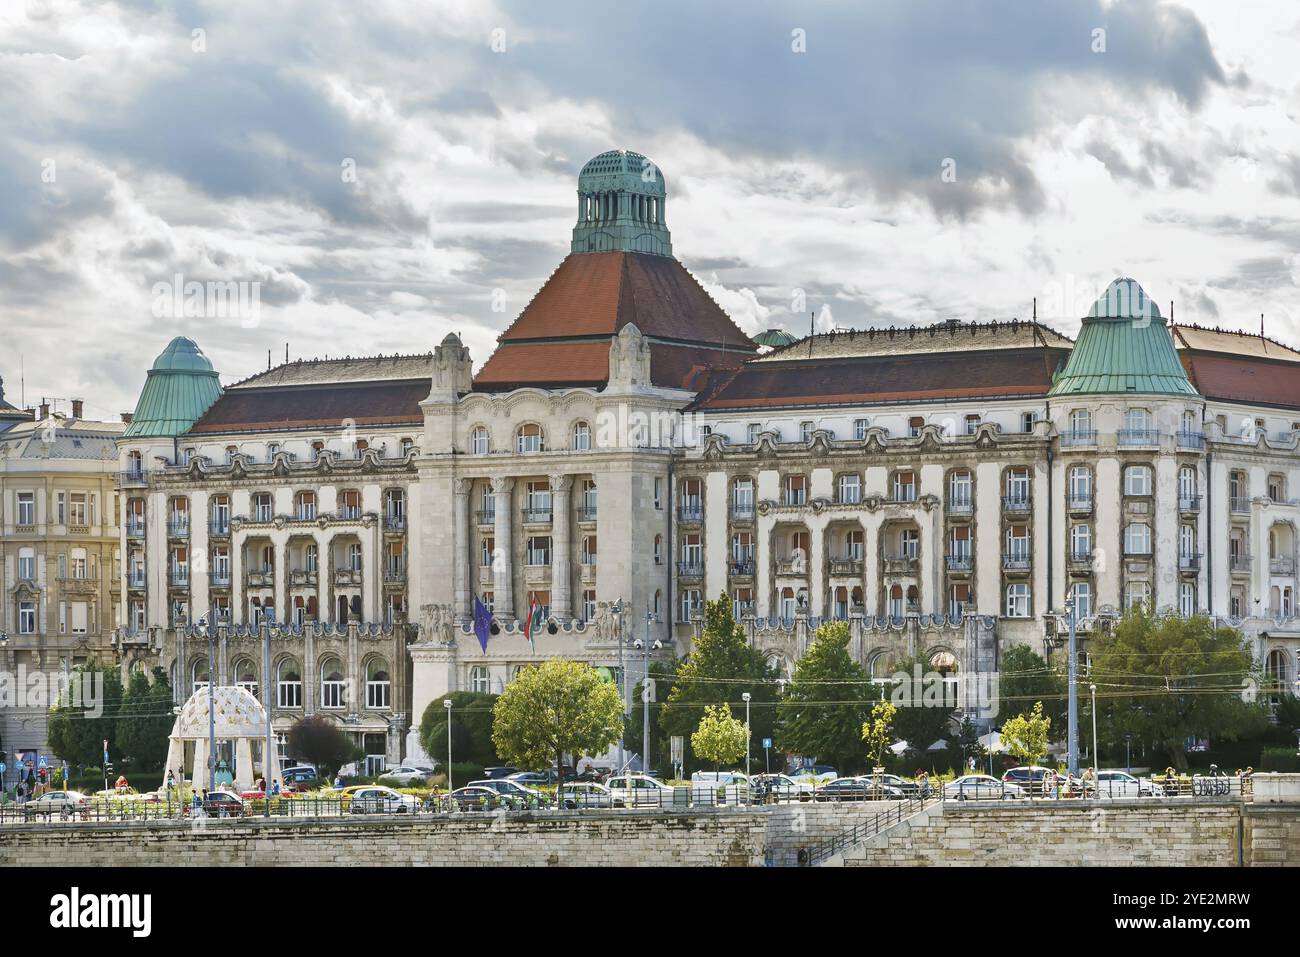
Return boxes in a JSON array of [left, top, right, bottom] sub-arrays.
[[1179, 553, 1201, 572], [1179, 494, 1202, 513], [575, 506, 597, 522], [521, 507, 552, 523], [676, 561, 704, 578], [729, 559, 755, 577], [945, 498, 973, 515], [209, 520, 230, 536], [475, 509, 496, 526], [1001, 495, 1031, 513], [1060, 429, 1097, 447], [800, 794, 933, 866], [945, 555, 972, 572], [1117, 429, 1159, 447], [730, 505, 755, 521], [1176, 430, 1206, 450], [678, 503, 703, 522]]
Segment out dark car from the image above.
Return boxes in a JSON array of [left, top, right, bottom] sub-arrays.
[[481, 766, 519, 780], [280, 766, 318, 791], [187, 790, 246, 817], [444, 786, 518, 812], [575, 767, 610, 783], [814, 778, 905, 802]]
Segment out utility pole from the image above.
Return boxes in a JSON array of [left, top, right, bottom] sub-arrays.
[[612, 600, 625, 771], [263, 610, 274, 816], [742, 692, 752, 778], [1066, 598, 1079, 777]]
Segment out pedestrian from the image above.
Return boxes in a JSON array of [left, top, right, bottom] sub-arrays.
[[333, 772, 343, 790], [190, 787, 203, 817], [1163, 766, 1177, 796], [256, 775, 267, 793]]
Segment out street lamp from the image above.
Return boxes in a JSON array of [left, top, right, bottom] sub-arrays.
[[610, 599, 625, 772], [633, 611, 662, 775], [194, 614, 216, 793], [1089, 682, 1098, 799], [444, 699, 454, 793], [0, 630, 7, 796], [742, 692, 752, 779], [1065, 597, 1079, 777], [1124, 732, 1133, 774]]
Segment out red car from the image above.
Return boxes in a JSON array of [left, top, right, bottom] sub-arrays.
[[184, 790, 246, 817]]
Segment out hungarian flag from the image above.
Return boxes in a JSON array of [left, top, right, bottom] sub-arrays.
[[523, 595, 542, 652]]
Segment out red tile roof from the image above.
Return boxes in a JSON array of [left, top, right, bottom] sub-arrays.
[[1179, 352, 1300, 409], [474, 341, 749, 392]]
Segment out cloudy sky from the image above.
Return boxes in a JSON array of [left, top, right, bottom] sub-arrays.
[[3, 0, 1299, 418]]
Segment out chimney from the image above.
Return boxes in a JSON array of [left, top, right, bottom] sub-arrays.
[[38, 401, 49, 419], [71, 399, 84, 419], [120, 412, 134, 424]]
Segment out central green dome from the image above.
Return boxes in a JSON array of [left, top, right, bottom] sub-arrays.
[[151, 336, 215, 372]]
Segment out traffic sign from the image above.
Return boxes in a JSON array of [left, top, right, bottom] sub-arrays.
[[762, 738, 772, 750]]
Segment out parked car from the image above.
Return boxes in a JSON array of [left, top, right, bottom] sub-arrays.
[[814, 777, 905, 802], [280, 766, 318, 791], [383, 766, 435, 786], [557, 782, 613, 809], [945, 774, 1026, 801], [789, 765, 839, 784], [468, 778, 544, 806], [348, 786, 421, 814], [750, 773, 815, 802], [871, 773, 929, 798], [22, 790, 90, 820], [507, 771, 555, 787], [444, 786, 515, 812], [605, 773, 678, 808], [481, 766, 519, 780], [575, 767, 611, 783], [1096, 770, 1152, 798], [690, 771, 751, 805], [187, 790, 246, 817]]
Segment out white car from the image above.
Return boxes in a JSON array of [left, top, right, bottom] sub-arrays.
[[690, 771, 751, 805], [1096, 770, 1152, 798], [383, 765, 436, 785], [347, 786, 420, 814], [788, 766, 838, 786], [557, 782, 613, 809], [22, 790, 90, 819], [605, 774, 678, 808], [750, 773, 815, 801], [943, 774, 1026, 801]]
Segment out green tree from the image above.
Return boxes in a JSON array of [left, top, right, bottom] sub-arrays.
[[1091, 607, 1269, 770], [1000, 701, 1051, 767], [47, 662, 124, 768], [691, 704, 747, 771], [491, 659, 623, 773], [116, 667, 174, 770], [997, 644, 1067, 731], [660, 594, 777, 768], [861, 699, 897, 769], [419, 691, 499, 771], [287, 715, 361, 778], [883, 654, 956, 757], [777, 621, 871, 772]]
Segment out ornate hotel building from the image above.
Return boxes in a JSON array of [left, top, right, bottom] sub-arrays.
[[113, 149, 1300, 767]]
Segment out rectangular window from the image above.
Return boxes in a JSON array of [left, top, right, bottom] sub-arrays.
[[836, 473, 861, 504], [18, 601, 37, 634], [853, 418, 869, 441], [17, 492, 35, 526], [747, 423, 761, 444], [1006, 584, 1031, 618], [526, 536, 552, 566], [800, 421, 814, 443]]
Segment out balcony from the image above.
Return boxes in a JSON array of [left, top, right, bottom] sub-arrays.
[[1001, 495, 1031, 515], [523, 564, 551, 585], [1060, 429, 1097, 448], [730, 505, 755, 521], [1271, 557, 1295, 576], [1178, 553, 1201, 573], [579, 563, 596, 584], [293, 508, 317, 522], [208, 520, 230, 537], [521, 506, 553, 525], [337, 506, 363, 521], [383, 566, 406, 585], [1002, 553, 1031, 573], [1178, 494, 1202, 514], [289, 569, 317, 587], [1067, 549, 1093, 572], [945, 555, 972, 574], [945, 497, 973, 516], [478, 565, 495, 587], [209, 571, 232, 588], [475, 509, 496, 527], [167, 519, 189, 538], [830, 558, 864, 576], [247, 569, 274, 588], [775, 557, 809, 576], [118, 470, 149, 487], [576, 505, 598, 523], [1230, 497, 1251, 514], [333, 568, 363, 586], [168, 569, 190, 588], [127, 571, 146, 589], [1230, 554, 1252, 574], [126, 521, 146, 539], [1117, 429, 1159, 448], [678, 503, 703, 523], [887, 491, 917, 506], [677, 561, 704, 579], [1067, 494, 1094, 516], [883, 555, 919, 575], [729, 559, 755, 578], [383, 514, 406, 532], [1176, 430, 1206, 451]]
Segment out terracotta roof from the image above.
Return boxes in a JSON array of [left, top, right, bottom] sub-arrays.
[[495, 251, 755, 349], [189, 380, 427, 434], [694, 348, 1068, 411], [1178, 352, 1300, 409], [474, 341, 749, 392], [753, 320, 1072, 362]]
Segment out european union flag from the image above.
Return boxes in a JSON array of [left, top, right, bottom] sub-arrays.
[[473, 595, 493, 653]]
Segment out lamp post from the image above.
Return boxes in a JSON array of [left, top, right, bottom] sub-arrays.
[[0, 630, 7, 796], [1090, 682, 1099, 799], [611, 600, 625, 772], [444, 699, 454, 793], [1065, 597, 1079, 777], [262, 609, 274, 817], [1124, 732, 1133, 774], [194, 614, 216, 793], [633, 612, 661, 776], [742, 692, 752, 779]]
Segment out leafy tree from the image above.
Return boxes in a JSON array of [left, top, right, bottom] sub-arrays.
[[777, 621, 871, 772], [491, 660, 623, 773], [861, 699, 897, 769], [691, 704, 747, 771], [1090, 608, 1269, 770], [660, 594, 777, 767], [287, 715, 362, 778], [997, 644, 1067, 731], [1000, 701, 1051, 766], [47, 662, 124, 767], [882, 654, 956, 757], [419, 691, 499, 771], [116, 667, 174, 769]]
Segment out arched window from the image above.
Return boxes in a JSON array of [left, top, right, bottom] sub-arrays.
[[572, 421, 592, 451], [191, 657, 209, 694], [234, 658, 257, 697], [471, 666, 491, 694], [366, 657, 391, 710], [471, 426, 490, 455], [277, 658, 302, 708], [516, 423, 545, 453], [320, 655, 345, 708]]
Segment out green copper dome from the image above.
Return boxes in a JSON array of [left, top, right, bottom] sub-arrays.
[[1049, 278, 1196, 397], [753, 329, 798, 348], [572, 148, 673, 257], [123, 337, 223, 437]]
